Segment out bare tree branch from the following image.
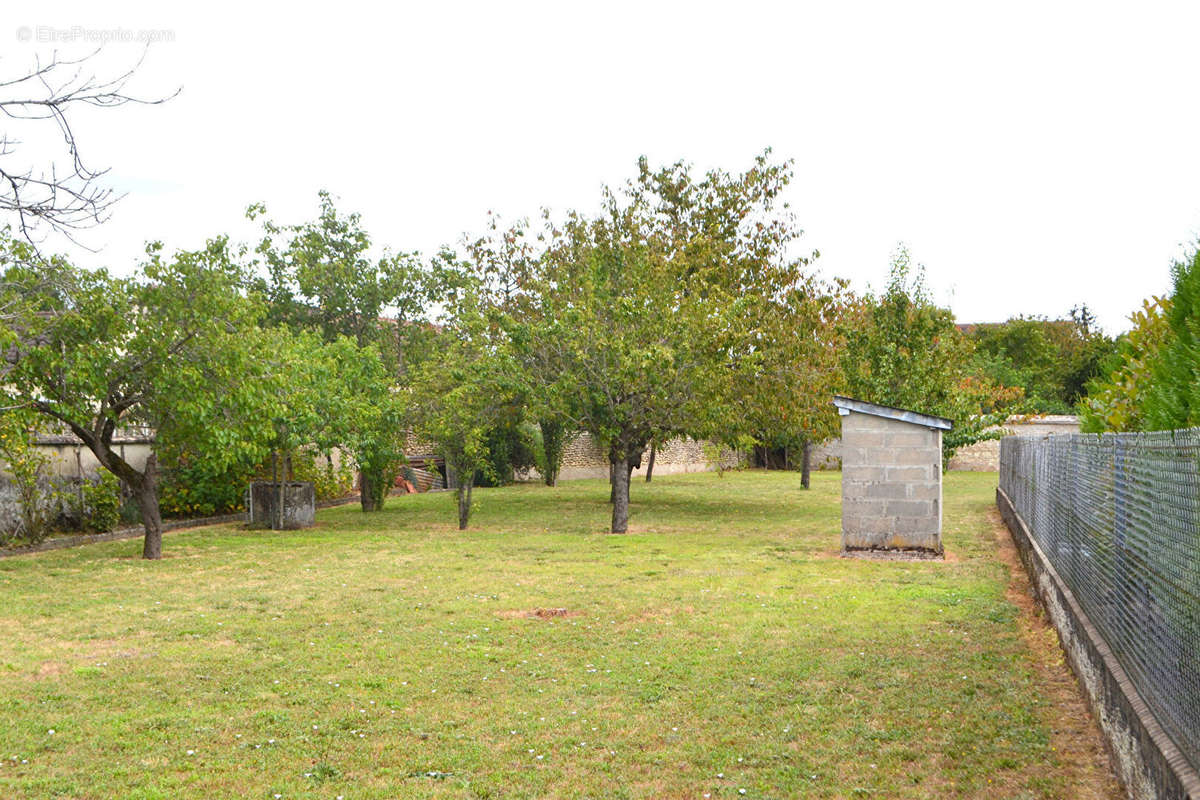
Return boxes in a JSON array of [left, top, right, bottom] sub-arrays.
[[0, 47, 177, 247]]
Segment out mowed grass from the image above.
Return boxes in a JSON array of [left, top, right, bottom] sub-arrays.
[[0, 471, 1078, 798]]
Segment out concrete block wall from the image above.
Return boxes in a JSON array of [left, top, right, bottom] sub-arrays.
[[841, 411, 943, 552]]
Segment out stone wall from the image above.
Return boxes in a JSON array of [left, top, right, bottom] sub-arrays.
[[840, 411, 943, 552], [948, 415, 1081, 471], [531, 432, 736, 482]]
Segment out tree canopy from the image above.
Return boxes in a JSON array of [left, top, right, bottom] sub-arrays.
[[497, 151, 839, 531], [0, 234, 264, 557], [842, 246, 1021, 464]]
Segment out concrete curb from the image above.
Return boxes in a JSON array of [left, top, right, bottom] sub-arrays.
[[0, 493, 365, 559], [997, 487, 1200, 800]]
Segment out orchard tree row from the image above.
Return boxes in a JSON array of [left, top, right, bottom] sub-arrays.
[[3, 151, 1052, 557]]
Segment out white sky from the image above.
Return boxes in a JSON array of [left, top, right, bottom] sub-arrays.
[[8, 1, 1200, 334]]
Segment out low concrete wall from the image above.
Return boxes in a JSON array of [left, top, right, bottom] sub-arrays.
[[0, 492, 365, 559], [997, 487, 1200, 800], [29, 428, 155, 478]]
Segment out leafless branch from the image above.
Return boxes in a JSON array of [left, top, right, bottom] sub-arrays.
[[0, 47, 177, 247]]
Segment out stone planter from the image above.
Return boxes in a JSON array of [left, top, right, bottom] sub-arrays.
[[248, 481, 315, 530]]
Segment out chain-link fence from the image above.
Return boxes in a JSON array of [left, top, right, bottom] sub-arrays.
[[1000, 431, 1200, 773]]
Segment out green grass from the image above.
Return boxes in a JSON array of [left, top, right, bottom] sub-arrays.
[[0, 471, 1075, 798]]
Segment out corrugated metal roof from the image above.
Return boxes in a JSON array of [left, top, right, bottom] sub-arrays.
[[832, 395, 953, 431]]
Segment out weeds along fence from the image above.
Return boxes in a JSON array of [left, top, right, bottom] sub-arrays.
[[999, 431, 1200, 774]]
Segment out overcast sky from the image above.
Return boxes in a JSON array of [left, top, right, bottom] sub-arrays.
[[9, 1, 1200, 334]]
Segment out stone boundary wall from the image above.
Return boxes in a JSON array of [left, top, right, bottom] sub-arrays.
[[997, 487, 1200, 800], [809, 415, 1081, 472], [532, 432, 736, 482], [949, 415, 1081, 471]]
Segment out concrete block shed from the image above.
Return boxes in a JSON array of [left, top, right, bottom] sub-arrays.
[[832, 396, 953, 554]]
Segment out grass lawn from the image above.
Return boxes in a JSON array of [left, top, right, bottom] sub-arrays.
[[0, 471, 1116, 799]]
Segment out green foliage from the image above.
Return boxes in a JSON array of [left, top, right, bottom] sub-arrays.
[[0, 408, 54, 544], [249, 191, 434, 355], [289, 450, 355, 503], [532, 419, 575, 487], [486, 152, 827, 530], [476, 416, 539, 487], [409, 296, 524, 528], [1078, 296, 1171, 432], [158, 445, 257, 518], [736, 276, 851, 456], [249, 194, 439, 511], [0, 231, 269, 556], [1144, 244, 1200, 430], [81, 472, 121, 533], [159, 444, 354, 519], [323, 336, 407, 511], [842, 245, 1022, 464], [968, 308, 1116, 413]]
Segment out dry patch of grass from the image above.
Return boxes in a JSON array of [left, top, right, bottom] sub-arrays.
[[989, 508, 1122, 800]]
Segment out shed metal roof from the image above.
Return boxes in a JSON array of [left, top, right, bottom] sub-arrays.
[[832, 395, 953, 431]]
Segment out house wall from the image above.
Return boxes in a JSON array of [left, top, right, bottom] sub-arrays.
[[32, 439, 154, 478], [840, 411, 943, 552]]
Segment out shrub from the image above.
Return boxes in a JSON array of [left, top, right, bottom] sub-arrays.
[[290, 449, 355, 503], [0, 411, 54, 544], [159, 449, 258, 518], [159, 446, 355, 518], [81, 472, 121, 533], [476, 419, 539, 487]]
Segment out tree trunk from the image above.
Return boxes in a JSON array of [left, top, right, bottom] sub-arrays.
[[137, 452, 163, 559], [538, 419, 565, 487], [360, 470, 375, 512], [360, 465, 384, 512], [611, 456, 631, 533], [35, 411, 163, 556], [457, 477, 474, 530], [609, 461, 617, 504], [277, 452, 286, 531], [645, 441, 657, 483], [801, 439, 812, 490]]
